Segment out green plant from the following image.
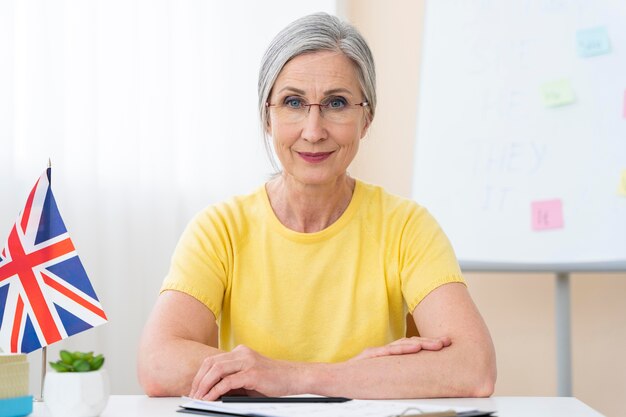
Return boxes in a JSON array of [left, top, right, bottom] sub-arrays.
[[49, 350, 105, 372]]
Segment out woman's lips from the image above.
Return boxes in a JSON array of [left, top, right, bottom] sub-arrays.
[[297, 151, 333, 163]]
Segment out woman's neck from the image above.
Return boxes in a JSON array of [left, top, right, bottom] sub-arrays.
[[266, 174, 356, 233]]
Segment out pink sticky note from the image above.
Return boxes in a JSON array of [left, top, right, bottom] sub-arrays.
[[531, 199, 564, 231]]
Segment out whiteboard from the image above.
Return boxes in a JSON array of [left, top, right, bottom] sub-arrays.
[[412, 0, 626, 271]]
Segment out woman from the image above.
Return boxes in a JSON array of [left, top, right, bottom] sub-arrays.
[[138, 12, 496, 400]]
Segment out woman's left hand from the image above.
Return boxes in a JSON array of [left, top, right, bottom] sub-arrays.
[[188, 344, 304, 401], [350, 336, 452, 361]]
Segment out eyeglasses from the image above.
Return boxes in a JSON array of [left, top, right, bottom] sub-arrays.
[[266, 96, 369, 124]]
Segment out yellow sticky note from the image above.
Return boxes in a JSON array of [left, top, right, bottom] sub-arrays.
[[618, 170, 626, 196], [540, 79, 576, 107]]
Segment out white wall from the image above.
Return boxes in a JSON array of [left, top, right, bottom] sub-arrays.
[[347, 2, 626, 416], [0, 0, 335, 395]]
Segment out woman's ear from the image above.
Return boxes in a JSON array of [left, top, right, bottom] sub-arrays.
[[265, 118, 272, 136], [265, 105, 274, 135]]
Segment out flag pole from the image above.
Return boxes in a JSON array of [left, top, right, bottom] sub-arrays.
[[37, 156, 51, 402], [35, 346, 47, 402]]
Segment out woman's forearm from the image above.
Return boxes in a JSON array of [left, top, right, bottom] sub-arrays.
[[138, 291, 222, 397], [138, 337, 222, 397], [304, 342, 496, 399]]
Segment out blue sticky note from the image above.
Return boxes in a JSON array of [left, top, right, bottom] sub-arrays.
[[576, 26, 611, 57]]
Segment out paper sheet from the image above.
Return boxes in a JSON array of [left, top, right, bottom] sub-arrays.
[[180, 397, 478, 417]]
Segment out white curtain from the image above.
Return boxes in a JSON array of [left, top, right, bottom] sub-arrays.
[[0, 0, 336, 394]]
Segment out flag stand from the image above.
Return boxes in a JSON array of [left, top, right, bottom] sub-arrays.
[[34, 346, 47, 402]]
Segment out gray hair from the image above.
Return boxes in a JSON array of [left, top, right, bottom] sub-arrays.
[[258, 12, 377, 170]]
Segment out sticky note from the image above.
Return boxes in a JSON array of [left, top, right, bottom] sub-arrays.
[[531, 199, 564, 231], [623, 90, 626, 119], [576, 26, 611, 57], [540, 79, 575, 108], [618, 170, 626, 196]]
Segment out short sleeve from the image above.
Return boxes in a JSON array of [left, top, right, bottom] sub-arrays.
[[400, 205, 465, 312], [160, 207, 231, 320]]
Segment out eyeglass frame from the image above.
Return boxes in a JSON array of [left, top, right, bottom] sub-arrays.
[[265, 99, 369, 123]]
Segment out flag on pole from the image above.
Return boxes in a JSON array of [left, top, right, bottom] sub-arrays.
[[0, 168, 107, 353]]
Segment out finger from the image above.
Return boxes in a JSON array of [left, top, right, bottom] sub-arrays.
[[190, 356, 216, 397], [388, 336, 434, 345], [353, 336, 453, 361], [381, 344, 423, 356], [193, 360, 244, 400], [190, 349, 248, 397], [202, 371, 252, 402], [391, 336, 451, 350], [413, 336, 451, 350], [370, 338, 449, 357], [352, 347, 384, 360], [388, 337, 410, 345], [407, 338, 444, 351], [355, 343, 423, 360]]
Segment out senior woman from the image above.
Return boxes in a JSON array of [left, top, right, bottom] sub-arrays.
[[138, 12, 496, 400]]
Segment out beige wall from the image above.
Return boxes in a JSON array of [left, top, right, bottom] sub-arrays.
[[345, 1, 626, 416]]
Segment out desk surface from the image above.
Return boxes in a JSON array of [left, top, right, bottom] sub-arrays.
[[30, 395, 604, 417]]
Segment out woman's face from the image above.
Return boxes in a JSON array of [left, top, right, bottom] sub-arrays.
[[267, 51, 370, 187]]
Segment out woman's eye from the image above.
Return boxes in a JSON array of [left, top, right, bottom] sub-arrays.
[[284, 97, 304, 108], [326, 97, 347, 109]]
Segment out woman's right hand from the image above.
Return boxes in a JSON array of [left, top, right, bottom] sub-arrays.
[[350, 336, 451, 361]]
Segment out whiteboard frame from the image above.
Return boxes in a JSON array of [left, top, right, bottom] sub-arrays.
[[459, 260, 626, 272]]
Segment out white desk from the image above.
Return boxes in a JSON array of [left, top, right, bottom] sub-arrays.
[[30, 395, 605, 417]]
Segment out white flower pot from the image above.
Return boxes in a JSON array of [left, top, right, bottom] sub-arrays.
[[43, 369, 110, 417]]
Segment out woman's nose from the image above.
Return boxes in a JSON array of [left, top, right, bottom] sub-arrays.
[[301, 105, 327, 143]]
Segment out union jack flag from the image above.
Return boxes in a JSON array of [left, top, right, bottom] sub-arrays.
[[0, 168, 107, 353]]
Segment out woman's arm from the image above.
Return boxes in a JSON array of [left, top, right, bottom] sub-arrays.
[[190, 282, 496, 400], [309, 282, 496, 398], [137, 290, 222, 396]]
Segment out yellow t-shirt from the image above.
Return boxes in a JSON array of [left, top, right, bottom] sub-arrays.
[[161, 180, 464, 363]]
